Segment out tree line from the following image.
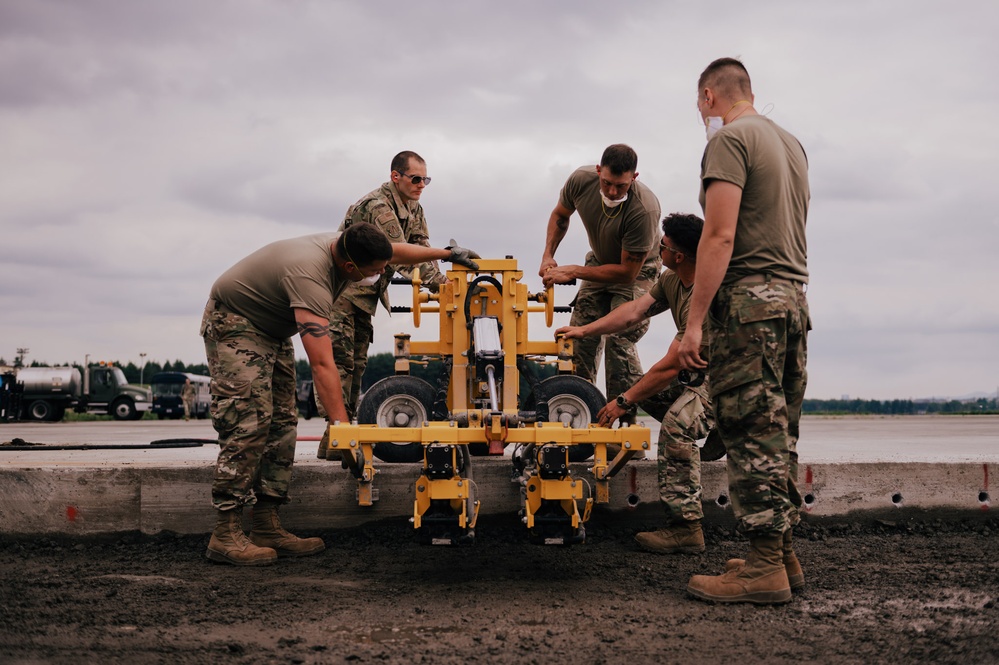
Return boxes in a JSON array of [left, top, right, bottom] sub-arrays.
[[802, 397, 997, 415]]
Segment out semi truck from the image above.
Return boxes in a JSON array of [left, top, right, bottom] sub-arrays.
[[12, 361, 152, 422]]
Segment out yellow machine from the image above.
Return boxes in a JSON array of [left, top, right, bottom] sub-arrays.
[[324, 258, 651, 545]]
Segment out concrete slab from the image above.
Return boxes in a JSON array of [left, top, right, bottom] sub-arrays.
[[0, 416, 995, 536], [0, 457, 993, 536]]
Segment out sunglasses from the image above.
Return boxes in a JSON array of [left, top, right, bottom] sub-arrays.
[[396, 172, 432, 185], [660, 238, 682, 254]]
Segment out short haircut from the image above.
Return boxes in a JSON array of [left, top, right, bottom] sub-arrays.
[[662, 212, 704, 257], [339, 222, 393, 267], [599, 144, 638, 175], [391, 150, 425, 174], [698, 57, 753, 99]]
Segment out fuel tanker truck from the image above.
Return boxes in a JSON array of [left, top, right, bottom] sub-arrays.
[[13, 361, 152, 421]]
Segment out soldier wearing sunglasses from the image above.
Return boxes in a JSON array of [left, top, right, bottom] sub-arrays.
[[318, 152, 453, 437]]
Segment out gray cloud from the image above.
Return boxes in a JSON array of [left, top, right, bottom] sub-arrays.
[[2, 1, 998, 399]]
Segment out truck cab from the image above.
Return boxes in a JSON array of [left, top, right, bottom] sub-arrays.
[[81, 364, 151, 420]]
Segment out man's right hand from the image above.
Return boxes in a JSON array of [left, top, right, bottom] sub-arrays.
[[677, 327, 708, 370], [555, 325, 585, 340]]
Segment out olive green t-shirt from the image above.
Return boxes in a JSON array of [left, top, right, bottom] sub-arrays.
[[558, 166, 661, 271], [699, 115, 809, 285], [646, 269, 707, 348], [209, 232, 349, 339]]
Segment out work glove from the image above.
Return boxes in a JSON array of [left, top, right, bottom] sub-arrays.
[[445, 239, 480, 271]]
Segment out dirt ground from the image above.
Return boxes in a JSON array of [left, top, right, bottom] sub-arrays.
[[1, 510, 997, 665]]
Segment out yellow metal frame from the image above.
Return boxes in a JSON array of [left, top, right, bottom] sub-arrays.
[[328, 258, 651, 539]]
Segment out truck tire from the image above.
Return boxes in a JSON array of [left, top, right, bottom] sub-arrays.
[[111, 398, 137, 421], [26, 400, 57, 422], [358, 376, 435, 463], [523, 375, 605, 462]]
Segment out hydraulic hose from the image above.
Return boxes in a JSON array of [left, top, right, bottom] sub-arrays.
[[0, 438, 215, 451]]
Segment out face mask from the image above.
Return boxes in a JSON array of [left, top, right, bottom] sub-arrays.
[[704, 115, 724, 140], [600, 191, 628, 208], [355, 273, 381, 287], [704, 99, 751, 140]]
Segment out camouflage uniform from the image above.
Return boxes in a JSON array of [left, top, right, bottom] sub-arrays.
[[323, 182, 445, 421], [202, 302, 298, 510], [203, 232, 349, 508], [708, 276, 810, 534], [640, 380, 714, 522], [631, 266, 717, 524], [698, 114, 811, 539], [555, 166, 661, 404], [181, 382, 196, 419]]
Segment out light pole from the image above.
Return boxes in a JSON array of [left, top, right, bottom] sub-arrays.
[[139, 353, 147, 385]]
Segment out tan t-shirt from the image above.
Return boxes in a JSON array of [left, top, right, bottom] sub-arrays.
[[558, 166, 661, 270], [646, 269, 707, 349], [209, 233, 349, 339], [699, 115, 809, 284]]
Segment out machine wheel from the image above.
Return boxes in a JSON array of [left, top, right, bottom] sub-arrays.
[[525, 375, 605, 462], [357, 376, 435, 463], [111, 398, 137, 421], [26, 399, 56, 422]]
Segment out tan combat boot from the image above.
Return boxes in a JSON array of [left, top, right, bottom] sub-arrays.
[[206, 509, 278, 566], [687, 533, 791, 605], [249, 500, 326, 557], [724, 529, 804, 590], [635, 520, 705, 554]]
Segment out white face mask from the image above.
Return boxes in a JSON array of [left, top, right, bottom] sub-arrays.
[[705, 115, 724, 140], [355, 273, 381, 287], [600, 191, 628, 208]]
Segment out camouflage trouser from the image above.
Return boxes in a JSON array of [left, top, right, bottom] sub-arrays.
[[708, 277, 810, 536], [569, 275, 653, 402], [640, 381, 715, 523], [201, 301, 299, 511]]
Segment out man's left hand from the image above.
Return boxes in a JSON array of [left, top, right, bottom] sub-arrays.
[[445, 239, 481, 270]]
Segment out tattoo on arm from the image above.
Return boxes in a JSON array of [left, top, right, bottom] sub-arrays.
[[625, 251, 645, 264], [297, 321, 331, 339], [644, 300, 669, 318]]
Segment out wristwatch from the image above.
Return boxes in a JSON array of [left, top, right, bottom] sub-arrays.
[[615, 394, 636, 411]]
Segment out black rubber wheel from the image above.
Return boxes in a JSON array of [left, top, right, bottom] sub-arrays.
[[357, 376, 436, 463], [524, 375, 605, 462], [26, 400, 55, 422], [111, 398, 137, 421]]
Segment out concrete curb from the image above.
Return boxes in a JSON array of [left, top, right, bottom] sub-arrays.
[[0, 460, 992, 536]]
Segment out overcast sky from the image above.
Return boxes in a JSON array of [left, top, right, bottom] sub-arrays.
[[2, 1, 997, 400]]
